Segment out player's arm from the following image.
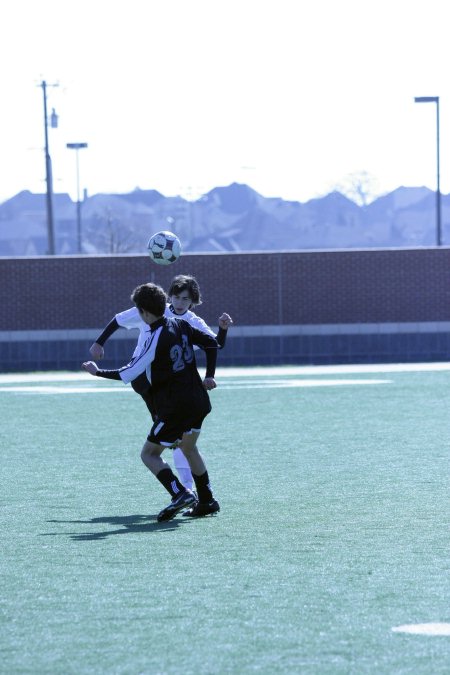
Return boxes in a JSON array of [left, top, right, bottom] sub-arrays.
[[188, 311, 233, 349], [82, 361, 121, 379], [89, 318, 120, 359], [190, 327, 219, 390], [203, 348, 218, 390], [89, 306, 142, 359], [82, 361, 151, 398], [82, 358, 150, 386], [202, 314, 233, 388], [84, 323, 161, 386], [216, 312, 233, 349]]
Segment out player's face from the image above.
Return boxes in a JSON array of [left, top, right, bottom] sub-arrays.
[[170, 291, 192, 314]]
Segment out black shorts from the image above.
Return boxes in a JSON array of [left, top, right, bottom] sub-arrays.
[[147, 413, 208, 447]]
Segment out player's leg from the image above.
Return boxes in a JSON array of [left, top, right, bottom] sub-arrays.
[[141, 438, 196, 522], [141, 439, 172, 475], [180, 432, 206, 474], [144, 386, 194, 490], [180, 431, 220, 517], [172, 445, 194, 491]]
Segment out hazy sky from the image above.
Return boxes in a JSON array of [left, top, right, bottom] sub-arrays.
[[2, 0, 450, 204]]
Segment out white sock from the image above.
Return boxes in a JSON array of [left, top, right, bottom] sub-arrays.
[[172, 446, 194, 491]]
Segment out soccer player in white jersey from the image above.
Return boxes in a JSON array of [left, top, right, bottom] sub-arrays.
[[83, 282, 220, 521], [89, 275, 232, 493]]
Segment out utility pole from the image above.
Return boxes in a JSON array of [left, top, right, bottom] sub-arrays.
[[414, 96, 441, 246], [41, 80, 58, 255]]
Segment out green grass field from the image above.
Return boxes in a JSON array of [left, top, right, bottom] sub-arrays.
[[2, 364, 450, 674]]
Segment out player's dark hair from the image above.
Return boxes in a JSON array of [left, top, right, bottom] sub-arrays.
[[131, 283, 167, 317], [168, 274, 202, 307]]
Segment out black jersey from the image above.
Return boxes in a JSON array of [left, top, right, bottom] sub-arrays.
[[99, 316, 218, 420]]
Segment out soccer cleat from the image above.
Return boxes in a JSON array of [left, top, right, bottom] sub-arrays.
[[182, 499, 220, 518], [157, 490, 197, 522]]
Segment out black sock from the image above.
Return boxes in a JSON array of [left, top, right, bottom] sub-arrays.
[[192, 471, 213, 503], [156, 468, 186, 498]]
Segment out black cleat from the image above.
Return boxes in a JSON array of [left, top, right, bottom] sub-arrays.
[[157, 490, 197, 522], [182, 499, 220, 518]]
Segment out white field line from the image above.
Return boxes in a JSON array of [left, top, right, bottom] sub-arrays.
[[392, 623, 450, 636], [218, 379, 390, 389], [0, 362, 449, 385], [0, 379, 391, 394], [215, 363, 450, 377], [0, 386, 127, 394]]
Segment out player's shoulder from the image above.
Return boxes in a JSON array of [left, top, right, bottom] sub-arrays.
[[187, 311, 215, 336], [116, 305, 139, 318], [115, 305, 141, 325]]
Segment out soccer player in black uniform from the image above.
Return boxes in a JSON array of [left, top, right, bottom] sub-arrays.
[[82, 282, 220, 522], [88, 274, 232, 492]]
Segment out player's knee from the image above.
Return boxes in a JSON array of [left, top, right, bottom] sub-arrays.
[[180, 442, 198, 458], [141, 442, 158, 463]]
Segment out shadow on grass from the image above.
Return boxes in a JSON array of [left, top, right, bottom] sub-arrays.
[[41, 514, 189, 540]]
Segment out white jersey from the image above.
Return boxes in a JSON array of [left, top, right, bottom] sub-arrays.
[[115, 304, 215, 358]]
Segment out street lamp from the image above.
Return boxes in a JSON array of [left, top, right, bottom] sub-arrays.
[[66, 142, 88, 253], [40, 80, 58, 255], [414, 96, 441, 246]]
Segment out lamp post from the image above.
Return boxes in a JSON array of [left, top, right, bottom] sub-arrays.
[[41, 80, 58, 255], [66, 142, 88, 253], [414, 96, 441, 246]]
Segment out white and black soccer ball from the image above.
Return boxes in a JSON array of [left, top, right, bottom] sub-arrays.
[[147, 231, 181, 265]]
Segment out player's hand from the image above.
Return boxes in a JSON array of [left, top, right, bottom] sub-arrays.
[[82, 361, 99, 375], [89, 342, 104, 360], [218, 313, 233, 329], [203, 377, 217, 391]]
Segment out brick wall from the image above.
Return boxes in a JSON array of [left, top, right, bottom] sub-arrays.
[[1, 248, 450, 331]]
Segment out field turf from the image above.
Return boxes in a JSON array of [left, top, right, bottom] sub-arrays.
[[1, 364, 450, 674]]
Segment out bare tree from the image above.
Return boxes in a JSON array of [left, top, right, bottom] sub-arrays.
[[335, 171, 382, 206], [88, 208, 137, 253]]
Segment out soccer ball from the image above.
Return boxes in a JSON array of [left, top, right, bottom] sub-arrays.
[[147, 231, 181, 265]]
